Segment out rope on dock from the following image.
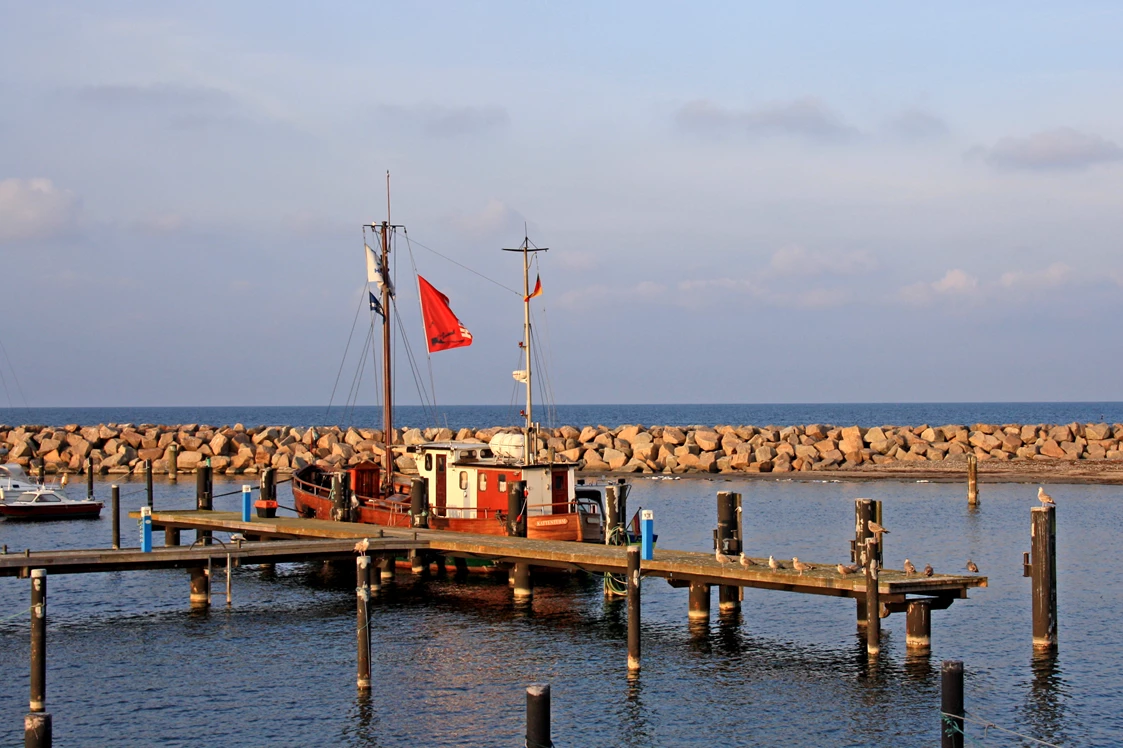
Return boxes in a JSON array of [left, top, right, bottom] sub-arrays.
[[941, 711, 1063, 747], [0, 604, 32, 623]]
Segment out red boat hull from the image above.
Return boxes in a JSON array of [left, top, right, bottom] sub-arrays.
[[0, 503, 103, 520]]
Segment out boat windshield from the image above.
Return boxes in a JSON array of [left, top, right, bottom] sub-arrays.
[[20, 492, 61, 502]]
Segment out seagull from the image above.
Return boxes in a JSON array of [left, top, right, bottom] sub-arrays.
[[903, 559, 917, 576], [59, 473, 69, 488], [792, 557, 814, 575], [837, 563, 857, 576], [1037, 487, 1056, 507], [739, 552, 756, 568], [924, 563, 934, 577], [868, 520, 890, 536], [715, 548, 735, 565], [353, 537, 371, 554], [966, 560, 979, 573], [768, 555, 785, 570]]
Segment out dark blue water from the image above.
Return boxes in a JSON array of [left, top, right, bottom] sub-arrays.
[[5, 402, 1123, 429], [1, 477, 1120, 746]]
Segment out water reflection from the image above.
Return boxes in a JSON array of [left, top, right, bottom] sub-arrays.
[[343, 692, 382, 747], [620, 673, 653, 748], [1019, 651, 1069, 746]]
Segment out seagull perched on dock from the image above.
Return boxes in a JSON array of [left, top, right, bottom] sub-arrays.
[[768, 555, 785, 570], [903, 559, 917, 576], [792, 557, 814, 576], [966, 560, 979, 573], [924, 563, 934, 577], [1037, 487, 1056, 507], [837, 563, 857, 576], [715, 548, 736, 565], [867, 520, 890, 536], [353, 537, 371, 554], [739, 552, 756, 568]]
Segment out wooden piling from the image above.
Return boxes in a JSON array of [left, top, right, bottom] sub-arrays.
[[941, 660, 964, 748], [688, 582, 711, 621], [513, 562, 533, 599], [86, 457, 94, 499], [260, 467, 275, 504], [453, 556, 469, 578], [1028, 506, 1058, 650], [145, 460, 154, 509], [410, 477, 427, 528], [853, 498, 882, 566], [29, 569, 46, 712], [369, 556, 382, 595], [24, 712, 51, 748], [715, 491, 741, 612], [356, 556, 372, 691], [168, 444, 178, 481], [864, 540, 880, 656], [410, 550, 427, 577], [526, 684, 551, 748], [111, 485, 120, 550], [906, 599, 932, 651], [627, 545, 641, 673], [967, 453, 978, 505], [165, 527, 180, 547], [189, 567, 209, 609], [196, 465, 212, 546], [379, 556, 395, 583]]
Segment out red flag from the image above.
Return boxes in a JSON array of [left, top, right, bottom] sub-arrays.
[[525, 274, 542, 302], [418, 275, 473, 353]]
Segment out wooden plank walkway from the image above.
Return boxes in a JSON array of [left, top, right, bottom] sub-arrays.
[[132, 510, 987, 604]]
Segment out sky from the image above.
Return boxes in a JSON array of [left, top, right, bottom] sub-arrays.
[[2, 2, 1123, 407]]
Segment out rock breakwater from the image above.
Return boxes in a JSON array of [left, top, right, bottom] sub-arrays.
[[2, 421, 1122, 477]]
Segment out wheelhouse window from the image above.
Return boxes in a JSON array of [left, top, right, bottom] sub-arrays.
[[459, 471, 468, 490], [478, 473, 488, 492], [424, 454, 432, 471], [498, 474, 507, 493]]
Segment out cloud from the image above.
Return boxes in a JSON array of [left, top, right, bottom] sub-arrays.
[[898, 268, 979, 305], [674, 97, 858, 142], [885, 109, 950, 140], [0, 178, 80, 242], [999, 262, 1070, 289], [555, 250, 600, 272], [132, 213, 187, 234], [675, 277, 851, 309], [557, 280, 666, 308], [447, 199, 522, 237], [769, 245, 878, 277], [973, 128, 1123, 171], [932, 268, 979, 294], [375, 103, 509, 138]]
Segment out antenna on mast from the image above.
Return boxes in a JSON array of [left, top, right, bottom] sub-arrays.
[[503, 230, 548, 465]]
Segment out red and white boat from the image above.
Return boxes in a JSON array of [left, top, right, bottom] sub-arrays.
[[293, 197, 619, 542], [0, 464, 103, 520]]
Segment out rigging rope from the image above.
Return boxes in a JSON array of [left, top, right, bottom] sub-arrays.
[[402, 231, 441, 429], [941, 711, 1064, 747]]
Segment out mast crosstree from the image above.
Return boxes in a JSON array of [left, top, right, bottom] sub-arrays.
[[503, 234, 547, 466]]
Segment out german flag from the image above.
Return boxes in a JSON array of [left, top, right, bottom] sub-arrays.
[[525, 274, 542, 302]]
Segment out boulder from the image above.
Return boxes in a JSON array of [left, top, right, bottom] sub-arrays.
[[138, 447, 164, 462], [603, 448, 629, 470], [402, 428, 427, 446], [1086, 423, 1112, 441], [755, 445, 776, 462], [696, 452, 719, 472], [813, 439, 838, 455], [1048, 425, 1072, 443], [578, 426, 599, 443], [969, 432, 1002, 451], [617, 425, 643, 444], [1039, 439, 1066, 459], [661, 427, 686, 446], [693, 430, 721, 452], [177, 450, 204, 470]]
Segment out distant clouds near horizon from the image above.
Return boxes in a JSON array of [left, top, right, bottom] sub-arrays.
[[2, 2, 1122, 407]]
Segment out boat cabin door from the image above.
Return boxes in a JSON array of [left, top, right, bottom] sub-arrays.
[[435, 454, 447, 516]]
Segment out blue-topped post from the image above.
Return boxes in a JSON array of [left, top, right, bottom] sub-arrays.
[[241, 485, 253, 522], [640, 509, 654, 561], [139, 506, 152, 553]]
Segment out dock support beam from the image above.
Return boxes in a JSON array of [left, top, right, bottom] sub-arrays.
[[356, 556, 371, 691], [526, 684, 551, 748], [165, 527, 180, 547], [906, 599, 932, 651], [967, 453, 978, 505], [513, 562, 533, 600], [856, 597, 868, 629], [189, 567, 209, 609], [864, 540, 880, 656], [1028, 506, 1058, 650], [627, 545, 641, 674], [688, 582, 711, 621], [379, 556, 395, 583], [941, 660, 964, 748], [453, 557, 469, 578], [715, 491, 742, 612], [26, 569, 50, 748], [111, 485, 120, 550], [196, 465, 212, 546]]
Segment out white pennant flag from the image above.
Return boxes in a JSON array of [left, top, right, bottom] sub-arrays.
[[365, 244, 379, 283]]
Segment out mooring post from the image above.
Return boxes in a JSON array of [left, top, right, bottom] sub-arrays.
[[145, 459, 154, 510], [240, 484, 252, 523], [356, 555, 372, 691], [513, 562, 533, 600], [86, 456, 94, 499], [715, 491, 741, 612], [526, 683, 551, 748], [688, 581, 711, 621], [853, 498, 882, 566], [941, 660, 964, 748], [627, 545, 641, 673], [906, 599, 932, 651], [111, 485, 120, 550], [165, 526, 181, 547], [379, 556, 395, 583], [25, 568, 51, 748], [1027, 506, 1058, 650], [168, 443, 178, 482], [189, 567, 209, 609], [196, 464, 212, 546], [966, 453, 978, 505], [865, 539, 880, 656]]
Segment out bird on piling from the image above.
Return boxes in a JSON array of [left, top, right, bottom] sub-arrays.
[[837, 563, 858, 576], [966, 560, 980, 573], [867, 520, 890, 536], [924, 563, 934, 577], [792, 557, 814, 576], [903, 559, 917, 576], [739, 552, 756, 568], [768, 555, 785, 570], [353, 537, 371, 554], [1038, 487, 1056, 507]]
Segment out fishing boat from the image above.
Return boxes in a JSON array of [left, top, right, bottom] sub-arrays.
[[0, 464, 103, 520], [293, 191, 619, 542]]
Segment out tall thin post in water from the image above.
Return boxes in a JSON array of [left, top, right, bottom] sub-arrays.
[[111, 485, 120, 550], [526, 684, 551, 748], [25, 568, 51, 748], [1026, 505, 1058, 650], [941, 660, 964, 748], [967, 453, 978, 505], [864, 538, 880, 656], [145, 459, 154, 510], [356, 555, 371, 691], [627, 545, 641, 673]]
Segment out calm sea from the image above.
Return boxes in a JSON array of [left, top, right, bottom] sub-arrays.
[[1, 476, 1120, 746], [4, 402, 1123, 429]]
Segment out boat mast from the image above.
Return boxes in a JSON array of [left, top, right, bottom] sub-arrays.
[[503, 232, 547, 465], [377, 173, 398, 494]]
